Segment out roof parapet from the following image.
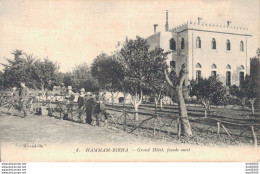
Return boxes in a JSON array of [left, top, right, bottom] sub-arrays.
[[169, 19, 249, 34]]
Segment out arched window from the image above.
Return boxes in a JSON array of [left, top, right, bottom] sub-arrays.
[[196, 37, 201, 48], [170, 38, 176, 50], [239, 65, 245, 86], [211, 64, 217, 69], [212, 38, 216, 49], [211, 64, 217, 76], [195, 63, 202, 81], [226, 64, 231, 69], [226, 40, 231, 50], [226, 64, 231, 86], [181, 38, 185, 49], [240, 41, 244, 52], [195, 63, 202, 68]]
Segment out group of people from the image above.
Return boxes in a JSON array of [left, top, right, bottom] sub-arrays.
[[62, 86, 109, 126], [5, 83, 109, 126]]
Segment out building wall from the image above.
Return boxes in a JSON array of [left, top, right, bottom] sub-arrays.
[[171, 30, 189, 81], [146, 21, 251, 86], [160, 31, 173, 70], [147, 31, 173, 70], [189, 29, 249, 86]]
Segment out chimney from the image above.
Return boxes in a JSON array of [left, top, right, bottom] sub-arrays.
[[198, 17, 202, 25], [165, 10, 169, 31], [154, 24, 158, 34], [227, 21, 232, 27]]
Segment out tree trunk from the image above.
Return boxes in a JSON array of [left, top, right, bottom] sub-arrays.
[[204, 106, 207, 118], [134, 104, 139, 120], [123, 92, 126, 108], [177, 85, 192, 136], [154, 95, 158, 114], [160, 98, 163, 111], [111, 92, 114, 107], [131, 90, 142, 121], [177, 71, 192, 136], [165, 68, 192, 136], [41, 83, 45, 92], [250, 99, 255, 115], [202, 100, 210, 118]]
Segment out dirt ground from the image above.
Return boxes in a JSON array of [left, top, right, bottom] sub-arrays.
[[0, 112, 173, 146]]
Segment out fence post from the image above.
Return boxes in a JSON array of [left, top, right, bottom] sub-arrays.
[[123, 109, 126, 131], [153, 116, 156, 137], [217, 122, 220, 135], [177, 117, 181, 139], [250, 126, 257, 147]]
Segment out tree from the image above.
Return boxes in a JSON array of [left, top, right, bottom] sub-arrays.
[[250, 57, 260, 76], [120, 36, 151, 120], [72, 63, 92, 90], [143, 47, 170, 113], [244, 75, 259, 115], [33, 58, 60, 90], [63, 72, 74, 88], [1, 50, 38, 89], [63, 63, 99, 92], [189, 76, 226, 118], [229, 84, 247, 109], [165, 65, 193, 136], [91, 53, 124, 106], [0, 71, 4, 91], [247, 50, 260, 114]]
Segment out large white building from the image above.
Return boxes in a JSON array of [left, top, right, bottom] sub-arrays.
[[146, 11, 252, 86]]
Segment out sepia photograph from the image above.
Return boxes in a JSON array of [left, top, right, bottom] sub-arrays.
[[0, 0, 259, 162]]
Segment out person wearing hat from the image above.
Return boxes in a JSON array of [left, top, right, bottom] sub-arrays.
[[19, 82, 30, 118], [85, 92, 95, 124], [64, 86, 75, 120], [77, 88, 85, 122]]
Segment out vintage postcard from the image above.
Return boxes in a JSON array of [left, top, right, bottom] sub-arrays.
[[0, 0, 259, 162]]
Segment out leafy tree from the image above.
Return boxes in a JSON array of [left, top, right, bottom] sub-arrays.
[[230, 75, 259, 115], [33, 58, 60, 90], [229, 85, 247, 109], [244, 75, 259, 115], [1, 50, 38, 88], [250, 57, 260, 76], [55, 72, 65, 86], [63, 63, 99, 92], [248, 50, 260, 114], [0, 71, 4, 91], [189, 76, 226, 118], [63, 72, 74, 88], [91, 53, 124, 106], [120, 36, 151, 120], [143, 47, 170, 113]]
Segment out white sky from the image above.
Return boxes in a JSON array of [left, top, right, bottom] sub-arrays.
[[0, 0, 259, 72]]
